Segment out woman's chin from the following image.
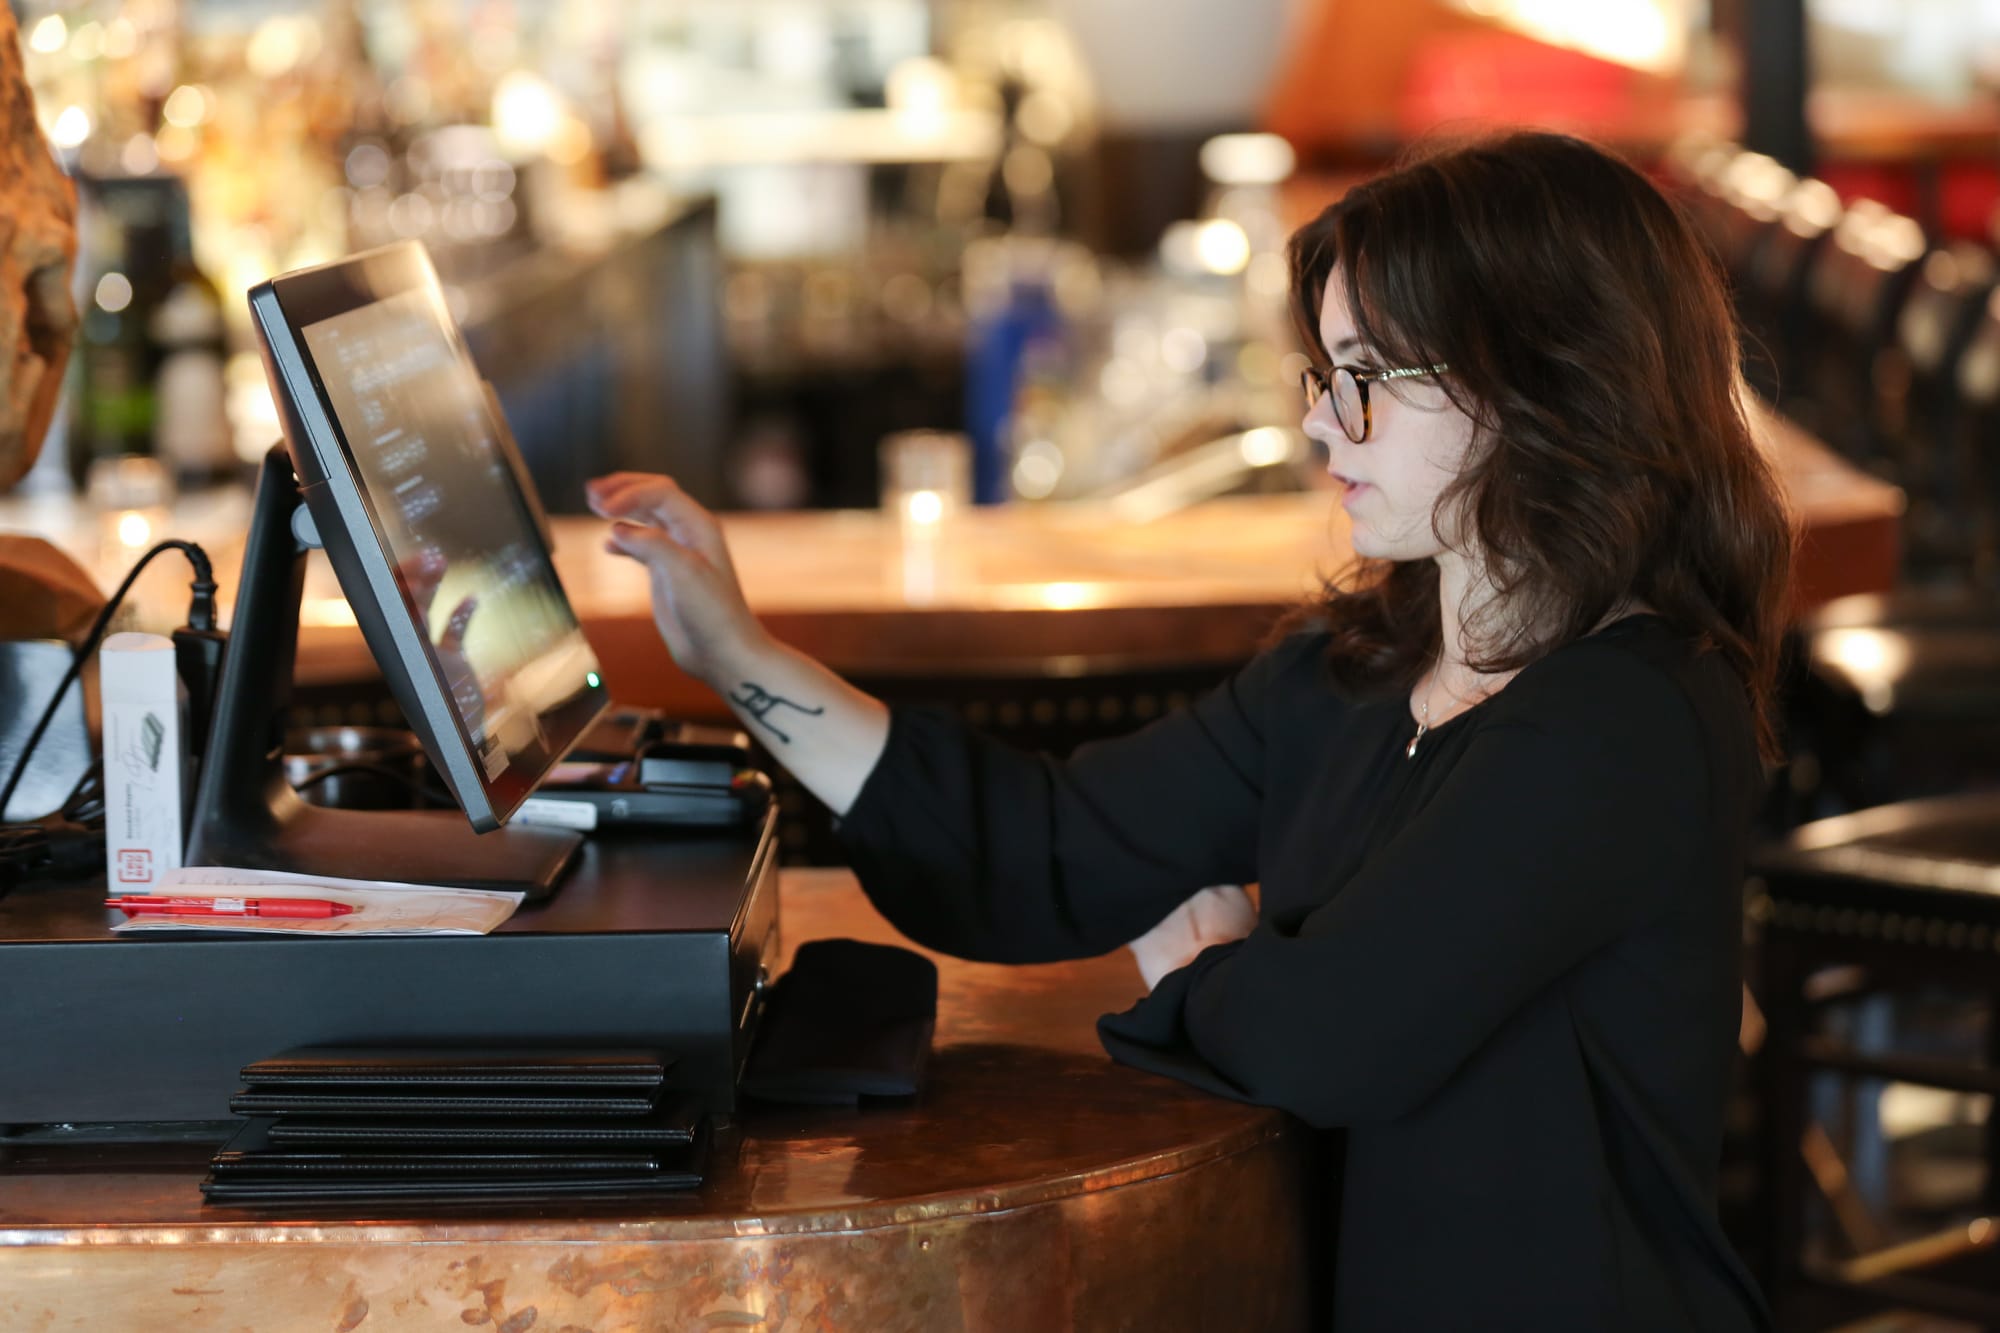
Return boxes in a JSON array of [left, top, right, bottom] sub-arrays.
[[1349, 535, 1433, 565]]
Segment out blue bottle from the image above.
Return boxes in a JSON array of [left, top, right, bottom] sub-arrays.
[[964, 275, 1064, 506]]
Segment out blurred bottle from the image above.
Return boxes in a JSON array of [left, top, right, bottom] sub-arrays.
[[965, 276, 1058, 505], [69, 178, 174, 489], [151, 251, 235, 488], [963, 239, 1070, 506], [68, 172, 239, 491]]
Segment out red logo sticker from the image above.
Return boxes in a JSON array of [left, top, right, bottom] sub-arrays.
[[115, 849, 153, 882]]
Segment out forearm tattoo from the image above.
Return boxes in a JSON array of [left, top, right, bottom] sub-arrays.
[[730, 681, 825, 745]]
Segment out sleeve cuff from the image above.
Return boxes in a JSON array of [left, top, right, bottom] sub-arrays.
[[1095, 938, 1253, 1103], [832, 702, 915, 843]]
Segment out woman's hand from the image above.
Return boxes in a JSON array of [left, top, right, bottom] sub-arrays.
[[586, 472, 763, 688], [1128, 884, 1258, 991]]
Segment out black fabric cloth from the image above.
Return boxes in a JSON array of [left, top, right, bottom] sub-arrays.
[[838, 615, 1768, 1331]]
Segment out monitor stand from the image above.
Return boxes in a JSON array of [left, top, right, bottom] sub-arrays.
[[184, 445, 581, 900]]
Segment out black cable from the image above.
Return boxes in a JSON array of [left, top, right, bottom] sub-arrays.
[[0, 539, 215, 822]]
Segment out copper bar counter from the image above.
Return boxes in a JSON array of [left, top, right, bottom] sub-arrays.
[[0, 869, 1310, 1332]]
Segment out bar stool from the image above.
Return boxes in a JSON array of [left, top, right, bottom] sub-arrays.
[[1871, 244, 1998, 582], [1709, 152, 1798, 285], [1664, 135, 1753, 242], [1742, 179, 1845, 410], [1804, 202, 1929, 472], [1666, 144, 1792, 326], [1956, 289, 2000, 586], [1795, 290, 2000, 810], [1751, 799, 2000, 1330]]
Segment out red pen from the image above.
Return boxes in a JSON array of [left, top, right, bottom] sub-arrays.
[[105, 896, 356, 919]]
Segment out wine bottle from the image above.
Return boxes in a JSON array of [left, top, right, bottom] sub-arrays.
[[151, 252, 236, 489]]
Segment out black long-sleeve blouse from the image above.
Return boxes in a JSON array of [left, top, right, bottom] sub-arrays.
[[837, 614, 1769, 1331]]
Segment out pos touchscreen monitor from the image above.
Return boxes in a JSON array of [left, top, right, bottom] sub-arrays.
[[246, 241, 608, 838]]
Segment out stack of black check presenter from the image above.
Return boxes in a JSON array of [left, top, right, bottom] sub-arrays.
[[202, 1047, 708, 1206]]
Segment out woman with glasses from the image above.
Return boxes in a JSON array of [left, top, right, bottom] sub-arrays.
[[591, 130, 1790, 1331]]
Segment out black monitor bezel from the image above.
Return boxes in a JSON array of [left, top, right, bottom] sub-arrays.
[[247, 241, 607, 832]]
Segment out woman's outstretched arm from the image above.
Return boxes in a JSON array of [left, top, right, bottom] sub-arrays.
[[586, 470, 1280, 964], [587, 471, 889, 816]]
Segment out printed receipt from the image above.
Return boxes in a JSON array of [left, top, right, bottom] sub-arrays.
[[109, 865, 523, 936]]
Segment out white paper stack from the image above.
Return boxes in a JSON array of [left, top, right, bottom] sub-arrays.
[[109, 865, 524, 936]]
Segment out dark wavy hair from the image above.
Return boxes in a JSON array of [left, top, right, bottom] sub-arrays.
[[1285, 130, 1795, 758]]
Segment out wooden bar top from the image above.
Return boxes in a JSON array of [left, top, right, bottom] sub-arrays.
[[1, 403, 1901, 716], [0, 869, 1308, 1330]]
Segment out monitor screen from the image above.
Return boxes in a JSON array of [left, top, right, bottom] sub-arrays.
[[250, 242, 607, 830]]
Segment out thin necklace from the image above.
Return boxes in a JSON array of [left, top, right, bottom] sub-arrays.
[[1407, 663, 1469, 760], [1406, 694, 1431, 759]]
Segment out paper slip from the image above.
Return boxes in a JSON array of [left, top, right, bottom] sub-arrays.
[[109, 865, 523, 937]]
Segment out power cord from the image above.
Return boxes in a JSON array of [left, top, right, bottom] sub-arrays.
[[0, 539, 218, 880]]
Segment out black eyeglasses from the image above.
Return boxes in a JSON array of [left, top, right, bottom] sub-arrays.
[[1301, 363, 1450, 443]]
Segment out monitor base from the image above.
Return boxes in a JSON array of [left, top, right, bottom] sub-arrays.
[[195, 800, 580, 902]]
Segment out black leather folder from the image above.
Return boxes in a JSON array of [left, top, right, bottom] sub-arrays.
[[205, 1045, 711, 1205], [211, 1150, 666, 1177], [201, 1116, 709, 1205], [265, 1093, 703, 1147], [239, 1047, 670, 1088], [212, 1118, 664, 1177], [228, 1087, 663, 1116]]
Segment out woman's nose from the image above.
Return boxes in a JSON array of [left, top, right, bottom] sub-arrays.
[[1301, 399, 1342, 449]]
